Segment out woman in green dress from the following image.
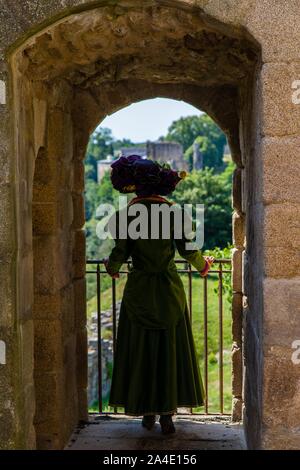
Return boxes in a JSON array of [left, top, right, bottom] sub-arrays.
[[104, 155, 214, 434]]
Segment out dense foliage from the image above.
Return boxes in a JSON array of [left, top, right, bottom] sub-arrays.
[[170, 162, 234, 250], [165, 114, 227, 170]]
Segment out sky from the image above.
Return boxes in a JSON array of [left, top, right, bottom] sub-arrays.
[[99, 98, 202, 142]]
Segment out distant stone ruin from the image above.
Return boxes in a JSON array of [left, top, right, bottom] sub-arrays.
[[97, 141, 187, 183], [87, 303, 121, 407]]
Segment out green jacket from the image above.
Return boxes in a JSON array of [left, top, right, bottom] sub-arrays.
[[105, 196, 206, 330]]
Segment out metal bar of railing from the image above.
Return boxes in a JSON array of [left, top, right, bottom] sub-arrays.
[[203, 275, 209, 414], [86, 258, 231, 416], [188, 262, 193, 414], [218, 262, 224, 414], [112, 277, 117, 414], [96, 263, 102, 413]]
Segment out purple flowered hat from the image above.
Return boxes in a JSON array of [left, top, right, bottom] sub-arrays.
[[110, 155, 186, 196]]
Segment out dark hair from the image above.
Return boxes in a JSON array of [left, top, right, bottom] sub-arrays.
[[110, 155, 184, 197]]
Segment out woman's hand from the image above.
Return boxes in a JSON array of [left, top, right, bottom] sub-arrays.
[[199, 255, 215, 277], [103, 257, 120, 279], [204, 255, 215, 268]]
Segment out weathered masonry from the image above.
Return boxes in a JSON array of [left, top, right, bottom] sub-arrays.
[[0, 0, 299, 450]]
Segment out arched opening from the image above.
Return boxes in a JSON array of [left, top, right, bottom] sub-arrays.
[[9, 1, 260, 449], [85, 99, 234, 420]]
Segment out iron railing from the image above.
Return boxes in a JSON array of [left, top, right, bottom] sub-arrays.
[[86, 258, 232, 416]]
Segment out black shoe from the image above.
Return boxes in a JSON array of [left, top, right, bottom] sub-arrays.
[[159, 415, 176, 434], [142, 415, 156, 430]]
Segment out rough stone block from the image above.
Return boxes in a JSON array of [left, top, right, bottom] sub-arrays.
[[232, 211, 245, 248], [263, 278, 300, 347], [242, 250, 249, 296], [232, 168, 243, 215], [232, 342, 243, 397], [72, 193, 85, 230], [47, 108, 72, 163], [19, 254, 34, 320], [34, 319, 63, 372], [33, 146, 54, 187], [61, 284, 75, 337], [259, 63, 300, 137], [263, 203, 300, 249], [73, 129, 90, 162], [263, 345, 300, 434], [0, 144, 10, 185], [232, 248, 243, 293], [77, 387, 88, 422], [0, 184, 14, 260], [0, 105, 9, 142], [73, 161, 85, 193], [63, 337, 78, 429], [58, 191, 73, 229], [33, 235, 58, 295], [32, 202, 56, 235], [0, 79, 6, 104], [20, 319, 34, 382], [58, 160, 73, 191], [33, 97, 47, 155], [262, 429, 300, 451], [74, 279, 86, 329], [0, 407, 15, 449], [36, 433, 62, 451], [50, 79, 72, 114], [72, 229, 86, 280], [72, 88, 102, 137], [264, 246, 300, 279], [232, 292, 242, 345], [242, 308, 262, 449], [76, 327, 88, 390], [33, 292, 61, 320], [247, 1, 300, 62], [0, 261, 13, 328], [241, 166, 247, 214], [34, 372, 61, 425], [261, 137, 300, 204], [56, 232, 73, 289], [232, 397, 243, 423], [22, 381, 36, 449]]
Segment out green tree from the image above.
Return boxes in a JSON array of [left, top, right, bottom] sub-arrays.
[[85, 127, 114, 182], [171, 161, 234, 250], [166, 114, 226, 170]]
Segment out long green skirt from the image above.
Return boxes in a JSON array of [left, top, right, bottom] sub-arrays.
[[108, 300, 206, 416]]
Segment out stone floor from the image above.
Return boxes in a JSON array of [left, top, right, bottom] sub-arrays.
[[65, 414, 246, 450]]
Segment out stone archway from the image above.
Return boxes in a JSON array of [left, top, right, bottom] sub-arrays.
[[11, 5, 259, 448], [1, 0, 300, 451]]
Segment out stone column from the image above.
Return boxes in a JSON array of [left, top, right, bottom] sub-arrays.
[[231, 212, 245, 422], [257, 62, 300, 449], [0, 67, 19, 450], [0, 60, 37, 448], [72, 88, 100, 424], [31, 79, 80, 449]]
